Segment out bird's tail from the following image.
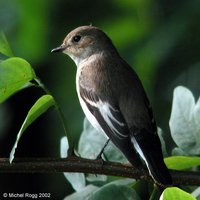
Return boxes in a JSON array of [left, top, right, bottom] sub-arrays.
[[143, 152, 172, 187], [131, 137, 172, 187]]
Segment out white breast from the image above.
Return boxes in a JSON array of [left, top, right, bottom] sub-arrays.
[[76, 65, 108, 138]]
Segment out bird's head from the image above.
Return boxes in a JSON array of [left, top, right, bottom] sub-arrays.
[[51, 26, 117, 65]]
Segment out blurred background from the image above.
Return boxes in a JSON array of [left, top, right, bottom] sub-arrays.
[[0, 0, 200, 198]]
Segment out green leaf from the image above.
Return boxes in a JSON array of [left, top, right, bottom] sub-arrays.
[[9, 95, 55, 163], [165, 156, 200, 170], [60, 136, 86, 192], [78, 118, 108, 182], [90, 183, 140, 200], [78, 118, 127, 162], [64, 185, 99, 200], [0, 57, 36, 103], [160, 187, 196, 200], [191, 186, 200, 199], [158, 127, 168, 157], [78, 118, 127, 182], [78, 117, 105, 159], [64, 179, 138, 200], [169, 86, 200, 155], [0, 32, 13, 57], [172, 147, 187, 156], [65, 179, 140, 200]]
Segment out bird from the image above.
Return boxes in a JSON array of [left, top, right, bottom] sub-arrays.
[[51, 25, 172, 187]]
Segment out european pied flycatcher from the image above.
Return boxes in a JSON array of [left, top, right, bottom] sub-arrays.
[[52, 26, 172, 187]]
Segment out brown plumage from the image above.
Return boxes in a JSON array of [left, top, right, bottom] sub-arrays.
[[52, 26, 172, 187]]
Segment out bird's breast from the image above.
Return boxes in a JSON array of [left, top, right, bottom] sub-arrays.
[[75, 65, 107, 137]]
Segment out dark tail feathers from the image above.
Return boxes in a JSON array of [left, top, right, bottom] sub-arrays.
[[144, 152, 172, 187]]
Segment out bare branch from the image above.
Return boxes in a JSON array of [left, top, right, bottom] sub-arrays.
[[0, 156, 199, 186]]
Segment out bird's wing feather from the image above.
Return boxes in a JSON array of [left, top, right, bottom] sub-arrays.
[[80, 87, 128, 139], [79, 85, 142, 167]]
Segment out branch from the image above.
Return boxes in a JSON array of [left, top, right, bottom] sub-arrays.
[[0, 156, 199, 186]]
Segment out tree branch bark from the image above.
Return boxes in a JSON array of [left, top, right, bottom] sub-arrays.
[[0, 156, 199, 186]]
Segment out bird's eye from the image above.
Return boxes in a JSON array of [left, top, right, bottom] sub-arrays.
[[72, 35, 82, 43]]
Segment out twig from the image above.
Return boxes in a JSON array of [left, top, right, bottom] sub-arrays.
[[33, 77, 74, 156]]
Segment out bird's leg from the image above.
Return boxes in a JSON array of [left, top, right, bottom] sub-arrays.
[[96, 139, 110, 160], [94, 139, 110, 173]]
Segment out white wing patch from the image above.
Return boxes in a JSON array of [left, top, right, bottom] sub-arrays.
[[100, 103, 125, 126], [78, 96, 107, 137], [83, 97, 128, 139]]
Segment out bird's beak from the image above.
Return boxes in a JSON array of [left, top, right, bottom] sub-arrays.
[[51, 45, 66, 53]]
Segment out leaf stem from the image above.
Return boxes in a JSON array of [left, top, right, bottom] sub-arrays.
[[34, 77, 74, 156]]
